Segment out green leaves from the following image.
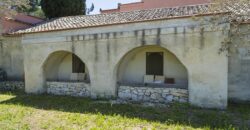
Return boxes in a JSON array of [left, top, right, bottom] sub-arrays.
[[40, 0, 86, 19]]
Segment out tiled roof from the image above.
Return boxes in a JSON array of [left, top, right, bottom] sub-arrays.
[[13, 3, 249, 35], [1, 13, 44, 34], [13, 14, 44, 25]]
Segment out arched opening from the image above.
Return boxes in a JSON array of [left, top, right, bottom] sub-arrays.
[[117, 46, 188, 88], [117, 46, 188, 103], [43, 51, 90, 83], [42, 51, 91, 97]]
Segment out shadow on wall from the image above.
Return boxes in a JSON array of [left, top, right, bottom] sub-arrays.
[[0, 92, 249, 129]]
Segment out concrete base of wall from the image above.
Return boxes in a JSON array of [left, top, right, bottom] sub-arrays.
[[118, 86, 188, 103]]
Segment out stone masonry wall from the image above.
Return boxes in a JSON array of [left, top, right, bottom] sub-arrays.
[[47, 82, 90, 97], [118, 86, 188, 103], [47, 82, 188, 104], [0, 81, 25, 91]]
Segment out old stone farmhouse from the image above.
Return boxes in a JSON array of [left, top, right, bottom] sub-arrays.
[[0, 3, 249, 109]]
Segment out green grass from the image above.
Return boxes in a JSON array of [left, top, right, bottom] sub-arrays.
[[0, 91, 249, 130]]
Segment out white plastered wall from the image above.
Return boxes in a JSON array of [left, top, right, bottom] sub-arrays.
[[22, 16, 229, 109], [0, 37, 24, 80]]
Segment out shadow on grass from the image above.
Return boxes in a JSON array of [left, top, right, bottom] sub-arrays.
[[0, 91, 249, 129]]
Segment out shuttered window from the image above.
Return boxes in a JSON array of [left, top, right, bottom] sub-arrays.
[[146, 52, 163, 75]]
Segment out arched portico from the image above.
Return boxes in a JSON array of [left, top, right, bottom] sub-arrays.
[[23, 44, 93, 95], [107, 27, 228, 108], [43, 51, 90, 82], [41, 50, 91, 96], [116, 45, 188, 88], [114, 45, 189, 103], [22, 19, 229, 108]]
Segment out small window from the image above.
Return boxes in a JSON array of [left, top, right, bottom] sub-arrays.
[[146, 52, 163, 75], [72, 54, 85, 73]]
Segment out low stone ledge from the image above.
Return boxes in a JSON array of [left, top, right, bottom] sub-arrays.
[[47, 82, 91, 97], [0, 81, 25, 91], [118, 86, 188, 103]]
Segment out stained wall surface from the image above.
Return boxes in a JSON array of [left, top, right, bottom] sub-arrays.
[[22, 16, 229, 109], [0, 37, 24, 80], [228, 24, 250, 102]]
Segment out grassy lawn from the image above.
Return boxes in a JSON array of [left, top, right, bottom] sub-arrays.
[[0, 91, 249, 130]]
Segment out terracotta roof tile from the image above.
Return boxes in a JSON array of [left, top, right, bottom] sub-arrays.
[[13, 3, 249, 35]]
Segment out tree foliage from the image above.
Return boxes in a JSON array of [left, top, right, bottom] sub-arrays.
[[16, 0, 45, 18], [207, 0, 249, 55], [86, 3, 94, 15], [0, 0, 29, 16], [18, 0, 40, 13], [41, 0, 86, 19]]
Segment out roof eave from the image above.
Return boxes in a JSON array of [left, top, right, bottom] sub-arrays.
[[8, 12, 229, 36]]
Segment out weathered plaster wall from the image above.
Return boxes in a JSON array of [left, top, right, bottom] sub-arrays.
[[228, 24, 250, 102], [117, 46, 188, 86], [44, 52, 89, 81], [22, 16, 229, 108], [0, 37, 24, 80]]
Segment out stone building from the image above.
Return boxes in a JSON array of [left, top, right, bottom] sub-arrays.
[[101, 0, 210, 13], [0, 3, 249, 109]]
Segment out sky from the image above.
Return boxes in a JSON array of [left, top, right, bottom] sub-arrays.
[[86, 0, 141, 14]]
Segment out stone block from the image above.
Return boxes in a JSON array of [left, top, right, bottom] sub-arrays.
[[143, 96, 151, 101], [132, 94, 139, 101], [165, 95, 173, 102], [119, 92, 131, 99], [162, 89, 170, 93], [150, 93, 161, 100]]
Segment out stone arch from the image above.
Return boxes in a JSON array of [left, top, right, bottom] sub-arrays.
[[115, 45, 188, 89], [42, 50, 91, 83]]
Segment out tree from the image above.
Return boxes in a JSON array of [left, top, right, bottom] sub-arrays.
[[0, 0, 29, 16], [16, 0, 45, 18], [209, 0, 249, 54], [18, 0, 40, 13], [86, 3, 94, 15], [41, 0, 86, 19]]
